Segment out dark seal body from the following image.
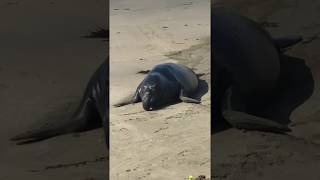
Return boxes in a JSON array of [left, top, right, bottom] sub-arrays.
[[212, 8, 301, 132], [12, 61, 109, 147], [115, 63, 200, 110], [212, 9, 280, 111]]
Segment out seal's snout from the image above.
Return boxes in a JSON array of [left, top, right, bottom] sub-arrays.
[[142, 100, 152, 111], [143, 106, 153, 111], [142, 91, 153, 111]]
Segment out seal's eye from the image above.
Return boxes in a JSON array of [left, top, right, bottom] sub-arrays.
[[149, 85, 156, 90], [143, 85, 156, 91]]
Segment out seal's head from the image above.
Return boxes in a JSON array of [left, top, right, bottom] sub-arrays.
[[139, 75, 161, 111]]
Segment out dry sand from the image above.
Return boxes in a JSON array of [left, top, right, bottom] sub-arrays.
[[0, 0, 108, 179], [213, 0, 320, 179], [110, 0, 210, 179]]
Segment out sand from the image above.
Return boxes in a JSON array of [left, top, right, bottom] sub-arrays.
[[0, 0, 108, 179], [212, 0, 320, 179], [110, 0, 210, 179]]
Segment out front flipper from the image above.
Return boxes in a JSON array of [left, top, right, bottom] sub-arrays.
[[222, 110, 291, 133], [179, 89, 201, 104], [113, 90, 141, 107]]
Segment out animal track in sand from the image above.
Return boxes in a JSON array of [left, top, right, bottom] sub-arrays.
[[153, 127, 169, 133], [29, 156, 107, 172], [121, 110, 146, 116]]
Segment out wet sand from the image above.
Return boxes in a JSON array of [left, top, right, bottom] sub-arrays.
[[0, 0, 108, 179], [110, 0, 210, 179], [213, 0, 320, 179]]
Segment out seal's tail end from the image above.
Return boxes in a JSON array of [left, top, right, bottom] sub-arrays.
[[222, 110, 291, 133], [274, 36, 302, 51], [180, 96, 201, 104]]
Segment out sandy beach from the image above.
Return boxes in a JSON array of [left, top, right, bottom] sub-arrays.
[[213, 0, 320, 179], [110, 0, 210, 179], [0, 0, 108, 179]]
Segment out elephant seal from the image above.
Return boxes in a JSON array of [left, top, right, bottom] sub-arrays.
[[11, 61, 109, 147], [114, 63, 200, 111], [212, 8, 302, 133]]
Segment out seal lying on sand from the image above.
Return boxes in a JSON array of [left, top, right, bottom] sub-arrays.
[[114, 63, 200, 111], [11, 61, 109, 146], [212, 8, 302, 133]]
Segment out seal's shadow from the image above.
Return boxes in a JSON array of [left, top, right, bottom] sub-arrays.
[[213, 55, 314, 134]]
